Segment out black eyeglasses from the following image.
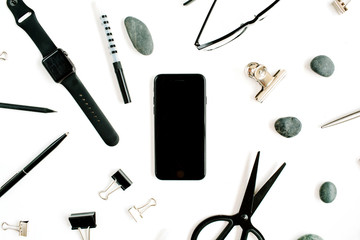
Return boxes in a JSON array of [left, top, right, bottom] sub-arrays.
[[194, 0, 281, 51]]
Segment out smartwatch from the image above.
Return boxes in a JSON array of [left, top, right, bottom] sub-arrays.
[[7, 0, 119, 146]]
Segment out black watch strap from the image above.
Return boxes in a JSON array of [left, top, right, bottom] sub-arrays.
[[7, 0, 119, 146], [62, 74, 119, 146], [7, 0, 56, 57]]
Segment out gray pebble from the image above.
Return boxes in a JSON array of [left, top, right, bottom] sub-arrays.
[[298, 234, 323, 240], [319, 181, 337, 203], [124, 16, 153, 55], [274, 117, 302, 138], [310, 55, 335, 77]]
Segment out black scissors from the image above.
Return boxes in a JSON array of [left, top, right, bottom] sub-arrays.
[[191, 151, 286, 240]]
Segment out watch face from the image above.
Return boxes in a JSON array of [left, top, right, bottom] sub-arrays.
[[42, 49, 75, 83]]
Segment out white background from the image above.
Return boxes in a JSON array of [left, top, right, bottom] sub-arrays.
[[1, 0, 360, 239]]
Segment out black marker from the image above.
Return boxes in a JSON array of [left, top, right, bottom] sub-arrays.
[[0, 132, 68, 198]]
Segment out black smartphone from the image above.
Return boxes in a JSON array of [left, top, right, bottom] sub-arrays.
[[154, 74, 206, 180]]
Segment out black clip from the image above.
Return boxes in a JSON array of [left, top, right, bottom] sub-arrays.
[[69, 212, 96, 240], [99, 169, 132, 200]]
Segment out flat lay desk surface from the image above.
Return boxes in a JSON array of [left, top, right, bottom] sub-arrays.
[[1, 0, 360, 239]]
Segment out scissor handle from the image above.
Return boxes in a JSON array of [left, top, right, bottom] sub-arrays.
[[191, 214, 265, 240], [191, 215, 235, 240], [240, 224, 265, 240]]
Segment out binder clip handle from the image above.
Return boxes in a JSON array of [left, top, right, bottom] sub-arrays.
[[0, 51, 8, 61], [77, 227, 90, 240], [129, 198, 157, 222], [99, 169, 132, 200], [99, 179, 119, 200]]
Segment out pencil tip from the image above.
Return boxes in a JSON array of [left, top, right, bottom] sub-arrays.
[[65, 132, 69, 136], [321, 123, 332, 129]]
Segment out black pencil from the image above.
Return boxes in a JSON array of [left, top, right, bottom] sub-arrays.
[[0, 132, 68, 198], [0, 102, 56, 113]]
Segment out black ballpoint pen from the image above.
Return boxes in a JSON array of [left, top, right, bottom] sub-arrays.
[[0, 132, 68, 198]]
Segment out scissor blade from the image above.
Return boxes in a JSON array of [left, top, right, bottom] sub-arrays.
[[239, 151, 260, 216], [252, 162, 286, 214]]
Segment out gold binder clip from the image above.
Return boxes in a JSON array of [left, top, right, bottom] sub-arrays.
[[245, 62, 286, 103], [128, 198, 157, 222], [333, 0, 351, 14], [1, 221, 29, 237]]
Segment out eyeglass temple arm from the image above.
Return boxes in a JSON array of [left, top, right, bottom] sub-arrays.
[[194, 0, 218, 46], [195, 0, 281, 49], [256, 0, 280, 19], [184, 0, 196, 6]]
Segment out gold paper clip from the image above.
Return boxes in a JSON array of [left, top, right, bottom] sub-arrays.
[[128, 198, 157, 222], [245, 62, 286, 103], [1, 221, 29, 237], [333, 0, 351, 14]]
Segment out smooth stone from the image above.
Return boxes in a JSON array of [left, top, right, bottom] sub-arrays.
[[319, 181, 337, 203], [310, 55, 335, 77], [298, 234, 323, 240], [274, 117, 302, 138], [124, 16, 153, 55]]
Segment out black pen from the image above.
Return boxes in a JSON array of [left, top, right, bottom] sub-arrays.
[[97, 8, 131, 104], [0, 102, 56, 113], [0, 132, 68, 198]]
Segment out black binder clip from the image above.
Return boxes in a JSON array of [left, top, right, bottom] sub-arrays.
[[99, 169, 132, 200], [69, 212, 96, 240]]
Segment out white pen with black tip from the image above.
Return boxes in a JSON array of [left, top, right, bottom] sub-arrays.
[[96, 2, 131, 104]]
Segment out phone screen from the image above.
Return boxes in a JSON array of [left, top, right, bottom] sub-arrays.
[[154, 74, 206, 180]]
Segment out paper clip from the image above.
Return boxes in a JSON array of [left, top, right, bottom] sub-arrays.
[[1, 221, 29, 237], [69, 212, 96, 240], [0, 51, 8, 61], [128, 198, 157, 222], [333, 0, 351, 14], [245, 62, 286, 103], [98, 169, 132, 200]]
